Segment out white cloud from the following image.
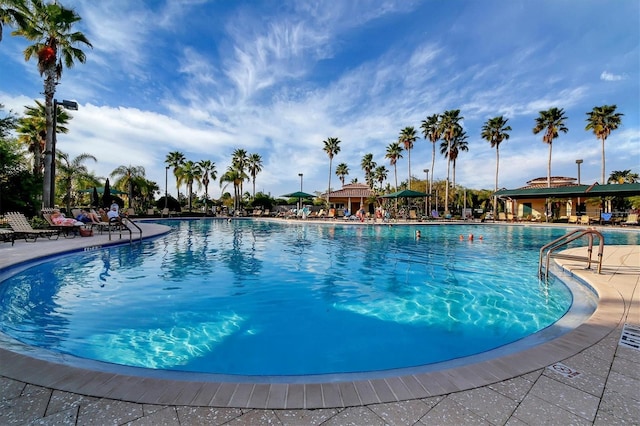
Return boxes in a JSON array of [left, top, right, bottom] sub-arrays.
[[600, 71, 626, 81]]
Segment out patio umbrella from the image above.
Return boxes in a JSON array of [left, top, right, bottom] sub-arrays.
[[78, 187, 127, 195], [92, 187, 100, 208], [281, 191, 315, 199], [380, 189, 428, 198], [101, 179, 111, 208]]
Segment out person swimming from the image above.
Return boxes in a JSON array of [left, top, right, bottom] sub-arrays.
[[415, 230, 421, 239]]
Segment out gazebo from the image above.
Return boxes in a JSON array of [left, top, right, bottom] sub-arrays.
[[321, 183, 376, 213]]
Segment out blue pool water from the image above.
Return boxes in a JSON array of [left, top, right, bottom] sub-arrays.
[[0, 221, 636, 378]]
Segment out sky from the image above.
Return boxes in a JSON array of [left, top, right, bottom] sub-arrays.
[[1, 0, 638, 200]]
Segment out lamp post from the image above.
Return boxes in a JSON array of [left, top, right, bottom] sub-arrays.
[[423, 168, 429, 215], [298, 173, 303, 210], [50, 99, 78, 208], [576, 159, 583, 215], [164, 166, 169, 211]]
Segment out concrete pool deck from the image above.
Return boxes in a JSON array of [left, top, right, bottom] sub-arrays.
[[0, 221, 638, 425]]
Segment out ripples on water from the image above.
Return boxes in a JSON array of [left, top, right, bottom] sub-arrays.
[[0, 221, 633, 376]]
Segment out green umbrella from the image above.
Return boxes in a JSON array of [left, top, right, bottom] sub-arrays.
[[78, 187, 127, 195], [381, 189, 428, 198], [281, 191, 315, 198]]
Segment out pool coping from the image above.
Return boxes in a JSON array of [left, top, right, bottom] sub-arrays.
[[0, 221, 636, 409]]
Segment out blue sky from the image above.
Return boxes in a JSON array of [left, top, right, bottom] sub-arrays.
[[1, 0, 638, 200]]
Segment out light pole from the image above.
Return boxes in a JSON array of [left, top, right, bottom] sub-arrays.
[[298, 173, 303, 210], [576, 159, 583, 215], [423, 168, 429, 215], [50, 99, 78, 208], [164, 166, 169, 211]]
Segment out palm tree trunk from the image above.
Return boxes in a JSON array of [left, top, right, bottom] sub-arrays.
[[407, 149, 412, 190], [327, 159, 332, 207], [445, 140, 451, 213], [430, 142, 435, 211], [394, 164, 398, 192], [42, 84, 55, 208], [601, 136, 605, 184], [494, 146, 499, 219], [547, 143, 552, 188]]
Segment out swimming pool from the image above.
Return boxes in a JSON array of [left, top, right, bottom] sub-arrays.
[[0, 221, 634, 380]]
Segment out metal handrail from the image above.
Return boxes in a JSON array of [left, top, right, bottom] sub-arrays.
[[539, 228, 604, 280], [107, 217, 142, 243]]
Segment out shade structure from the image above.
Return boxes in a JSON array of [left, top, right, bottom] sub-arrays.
[[281, 191, 315, 199], [381, 189, 428, 198], [78, 187, 127, 195]]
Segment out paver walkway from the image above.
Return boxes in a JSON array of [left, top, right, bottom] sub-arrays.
[[0, 222, 638, 424]]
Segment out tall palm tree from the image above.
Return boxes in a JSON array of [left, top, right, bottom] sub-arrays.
[[335, 162, 349, 186], [398, 126, 417, 189], [533, 107, 568, 188], [165, 151, 185, 200], [385, 141, 403, 192], [196, 159, 216, 203], [481, 116, 511, 218], [585, 105, 623, 184], [438, 109, 463, 213], [11, 0, 92, 207], [1, 0, 26, 43], [420, 113, 440, 201], [247, 153, 262, 198], [16, 100, 70, 176], [360, 153, 376, 189], [176, 160, 201, 212], [219, 166, 246, 212], [55, 150, 96, 213], [111, 164, 145, 208], [448, 129, 468, 188], [373, 165, 388, 191], [322, 137, 341, 206]]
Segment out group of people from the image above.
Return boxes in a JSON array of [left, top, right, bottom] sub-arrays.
[[51, 203, 124, 227]]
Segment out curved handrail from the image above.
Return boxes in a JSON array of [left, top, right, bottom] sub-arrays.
[[539, 228, 604, 280]]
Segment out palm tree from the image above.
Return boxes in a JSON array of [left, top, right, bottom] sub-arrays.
[[608, 170, 638, 184], [438, 110, 463, 213], [231, 148, 248, 196], [399, 126, 418, 189], [533, 107, 568, 188], [335, 162, 349, 186], [16, 100, 70, 176], [385, 141, 403, 192], [373, 165, 388, 191], [11, 0, 92, 208], [219, 167, 246, 212], [449, 130, 468, 188], [360, 153, 376, 189], [247, 153, 262, 198], [322, 137, 341, 206], [196, 159, 216, 203], [420, 113, 440, 201], [176, 160, 201, 212], [55, 150, 96, 213], [165, 151, 185, 200], [111, 164, 145, 208], [481, 116, 512, 218], [585, 105, 623, 184]]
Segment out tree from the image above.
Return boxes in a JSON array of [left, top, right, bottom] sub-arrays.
[[335, 162, 349, 186], [322, 137, 341, 206], [385, 141, 403, 192], [196, 159, 216, 204], [55, 150, 96, 213], [481, 116, 511, 218], [0, 103, 17, 137], [165, 151, 185, 201], [421, 113, 440, 207], [219, 166, 245, 212], [373, 165, 388, 191], [399, 126, 417, 189], [360, 153, 376, 189], [0, 0, 27, 44], [438, 110, 463, 213], [608, 170, 638, 184], [231, 148, 248, 197], [111, 164, 145, 208], [247, 153, 262, 198], [585, 105, 623, 184], [176, 160, 201, 212], [533, 107, 568, 188], [16, 100, 70, 176], [11, 0, 92, 208]]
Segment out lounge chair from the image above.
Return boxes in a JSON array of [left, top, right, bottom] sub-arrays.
[[0, 228, 15, 245], [147, 208, 156, 216], [42, 212, 81, 238], [497, 212, 507, 221], [622, 213, 638, 226], [579, 215, 591, 225], [327, 208, 336, 219], [408, 210, 418, 220], [600, 212, 612, 225], [568, 215, 578, 224], [6, 212, 59, 242]]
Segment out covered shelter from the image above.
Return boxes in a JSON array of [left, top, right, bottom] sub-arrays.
[[494, 178, 640, 222], [321, 183, 376, 213]]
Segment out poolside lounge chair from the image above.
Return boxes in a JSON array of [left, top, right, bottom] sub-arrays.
[[0, 229, 15, 245], [600, 212, 613, 225], [497, 212, 507, 221], [409, 210, 418, 220], [431, 210, 442, 220], [579, 215, 591, 225], [327, 208, 336, 219], [622, 213, 638, 226], [568, 215, 578, 224], [6, 212, 59, 242], [42, 212, 81, 238]]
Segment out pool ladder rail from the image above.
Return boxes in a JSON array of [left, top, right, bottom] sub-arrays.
[[539, 228, 604, 280], [108, 216, 142, 243]]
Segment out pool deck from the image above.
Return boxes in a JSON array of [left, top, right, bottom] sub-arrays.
[[0, 221, 638, 425]]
